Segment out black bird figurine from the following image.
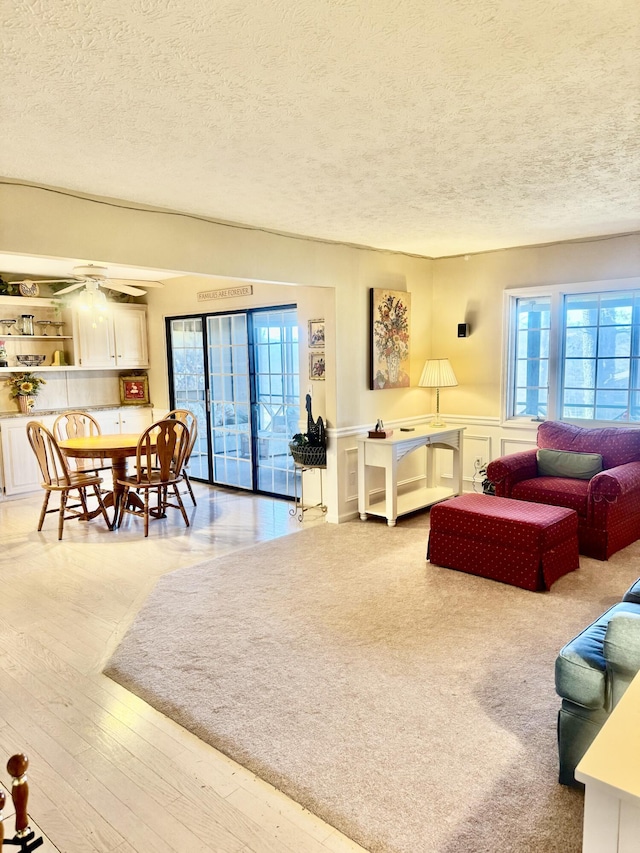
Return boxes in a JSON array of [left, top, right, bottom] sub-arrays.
[[305, 394, 326, 447]]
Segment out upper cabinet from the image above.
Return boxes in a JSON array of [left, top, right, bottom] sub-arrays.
[[73, 304, 149, 369], [112, 305, 149, 367], [0, 296, 149, 371]]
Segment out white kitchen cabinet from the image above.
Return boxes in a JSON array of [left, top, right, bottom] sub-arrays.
[[73, 310, 115, 368], [0, 296, 149, 372], [72, 305, 149, 369], [0, 414, 56, 496], [0, 408, 153, 497], [112, 306, 149, 367], [92, 407, 153, 435]]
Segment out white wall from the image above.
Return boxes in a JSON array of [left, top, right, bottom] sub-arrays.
[[431, 234, 640, 418], [3, 181, 638, 521], [0, 182, 433, 520], [144, 275, 330, 428]]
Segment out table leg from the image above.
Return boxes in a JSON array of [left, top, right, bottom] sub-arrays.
[[358, 453, 368, 521], [111, 458, 146, 528], [111, 458, 127, 527], [385, 455, 398, 527]]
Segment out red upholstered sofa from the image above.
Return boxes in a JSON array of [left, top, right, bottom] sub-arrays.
[[486, 422, 640, 561]]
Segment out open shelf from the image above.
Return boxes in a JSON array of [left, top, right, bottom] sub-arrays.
[[366, 486, 454, 518], [0, 365, 99, 373], [0, 335, 71, 341]]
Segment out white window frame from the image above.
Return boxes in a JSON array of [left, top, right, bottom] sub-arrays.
[[502, 276, 640, 427]]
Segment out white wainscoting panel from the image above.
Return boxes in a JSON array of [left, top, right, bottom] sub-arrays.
[[500, 437, 537, 456]]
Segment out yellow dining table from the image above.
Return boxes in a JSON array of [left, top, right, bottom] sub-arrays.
[[59, 432, 156, 527]]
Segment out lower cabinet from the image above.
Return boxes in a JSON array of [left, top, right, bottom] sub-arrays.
[[1, 414, 56, 496], [92, 408, 152, 435], [0, 407, 153, 497]]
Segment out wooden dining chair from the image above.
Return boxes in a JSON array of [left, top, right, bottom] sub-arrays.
[[116, 419, 191, 537], [166, 409, 198, 505], [26, 421, 111, 540], [53, 410, 111, 476]]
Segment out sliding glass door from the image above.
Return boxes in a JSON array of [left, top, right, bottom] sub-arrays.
[[167, 306, 299, 498], [167, 317, 210, 480], [207, 313, 252, 489], [252, 308, 299, 496]]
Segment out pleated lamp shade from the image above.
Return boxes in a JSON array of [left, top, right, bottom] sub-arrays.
[[418, 359, 458, 427], [418, 358, 458, 389]]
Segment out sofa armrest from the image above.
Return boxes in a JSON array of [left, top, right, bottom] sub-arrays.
[[589, 462, 640, 500], [486, 449, 538, 497], [604, 611, 640, 674]]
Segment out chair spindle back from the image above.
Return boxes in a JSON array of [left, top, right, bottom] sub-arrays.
[[26, 421, 72, 488]]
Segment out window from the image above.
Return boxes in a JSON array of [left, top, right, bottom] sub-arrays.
[[513, 296, 550, 418], [505, 279, 640, 424]]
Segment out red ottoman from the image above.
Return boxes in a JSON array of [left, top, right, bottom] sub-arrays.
[[427, 494, 579, 591]]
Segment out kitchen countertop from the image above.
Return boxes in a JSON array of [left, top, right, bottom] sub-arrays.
[[0, 403, 153, 419]]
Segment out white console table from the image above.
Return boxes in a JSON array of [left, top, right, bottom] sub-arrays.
[[357, 425, 465, 527], [576, 670, 640, 852]]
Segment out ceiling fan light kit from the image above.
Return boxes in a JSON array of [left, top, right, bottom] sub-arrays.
[[78, 282, 110, 328]]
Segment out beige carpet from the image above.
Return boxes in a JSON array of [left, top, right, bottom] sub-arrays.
[[105, 520, 640, 853]]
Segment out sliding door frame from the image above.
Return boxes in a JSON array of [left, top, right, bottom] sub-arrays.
[[166, 303, 298, 497]]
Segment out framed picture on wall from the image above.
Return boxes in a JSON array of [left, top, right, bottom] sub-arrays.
[[119, 374, 150, 405], [308, 319, 325, 348], [309, 352, 326, 380], [369, 288, 411, 390]]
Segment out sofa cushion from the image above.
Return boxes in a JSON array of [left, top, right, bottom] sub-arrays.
[[538, 421, 640, 470], [555, 602, 640, 709], [512, 477, 589, 517], [537, 448, 603, 480]]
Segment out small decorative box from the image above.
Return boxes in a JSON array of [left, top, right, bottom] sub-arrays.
[[368, 429, 394, 439]]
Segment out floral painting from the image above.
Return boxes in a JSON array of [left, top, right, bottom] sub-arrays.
[[308, 319, 325, 348], [309, 351, 326, 380], [370, 288, 411, 389]]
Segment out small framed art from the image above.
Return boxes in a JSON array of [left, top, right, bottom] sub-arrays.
[[119, 374, 150, 405], [309, 352, 326, 380], [308, 319, 325, 348]]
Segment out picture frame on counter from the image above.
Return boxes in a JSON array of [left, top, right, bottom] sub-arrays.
[[119, 374, 150, 405]]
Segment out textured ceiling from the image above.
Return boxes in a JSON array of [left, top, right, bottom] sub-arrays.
[[2, 0, 639, 258]]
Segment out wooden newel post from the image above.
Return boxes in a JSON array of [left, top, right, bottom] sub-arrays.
[[0, 789, 5, 846], [7, 753, 30, 838]]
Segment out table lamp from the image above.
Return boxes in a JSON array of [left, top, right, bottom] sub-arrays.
[[418, 358, 458, 427]]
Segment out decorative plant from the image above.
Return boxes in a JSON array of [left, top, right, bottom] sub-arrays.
[[290, 432, 310, 446], [0, 277, 21, 296], [6, 371, 47, 399]]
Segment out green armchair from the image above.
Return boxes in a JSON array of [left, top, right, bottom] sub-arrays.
[[555, 577, 640, 786]]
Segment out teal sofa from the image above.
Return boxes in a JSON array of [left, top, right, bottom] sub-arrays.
[[555, 577, 640, 786]]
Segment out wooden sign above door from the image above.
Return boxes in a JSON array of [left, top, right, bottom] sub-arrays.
[[197, 285, 254, 302]]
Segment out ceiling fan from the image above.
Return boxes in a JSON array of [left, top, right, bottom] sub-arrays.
[[14, 264, 166, 297]]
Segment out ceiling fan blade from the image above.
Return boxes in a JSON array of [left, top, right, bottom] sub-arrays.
[[54, 281, 87, 295], [13, 277, 80, 285], [108, 277, 164, 289], [102, 281, 147, 296]]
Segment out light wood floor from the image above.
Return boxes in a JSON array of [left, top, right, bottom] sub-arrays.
[[0, 484, 368, 853]]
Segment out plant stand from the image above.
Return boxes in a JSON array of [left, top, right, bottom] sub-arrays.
[[289, 461, 327, 522]]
